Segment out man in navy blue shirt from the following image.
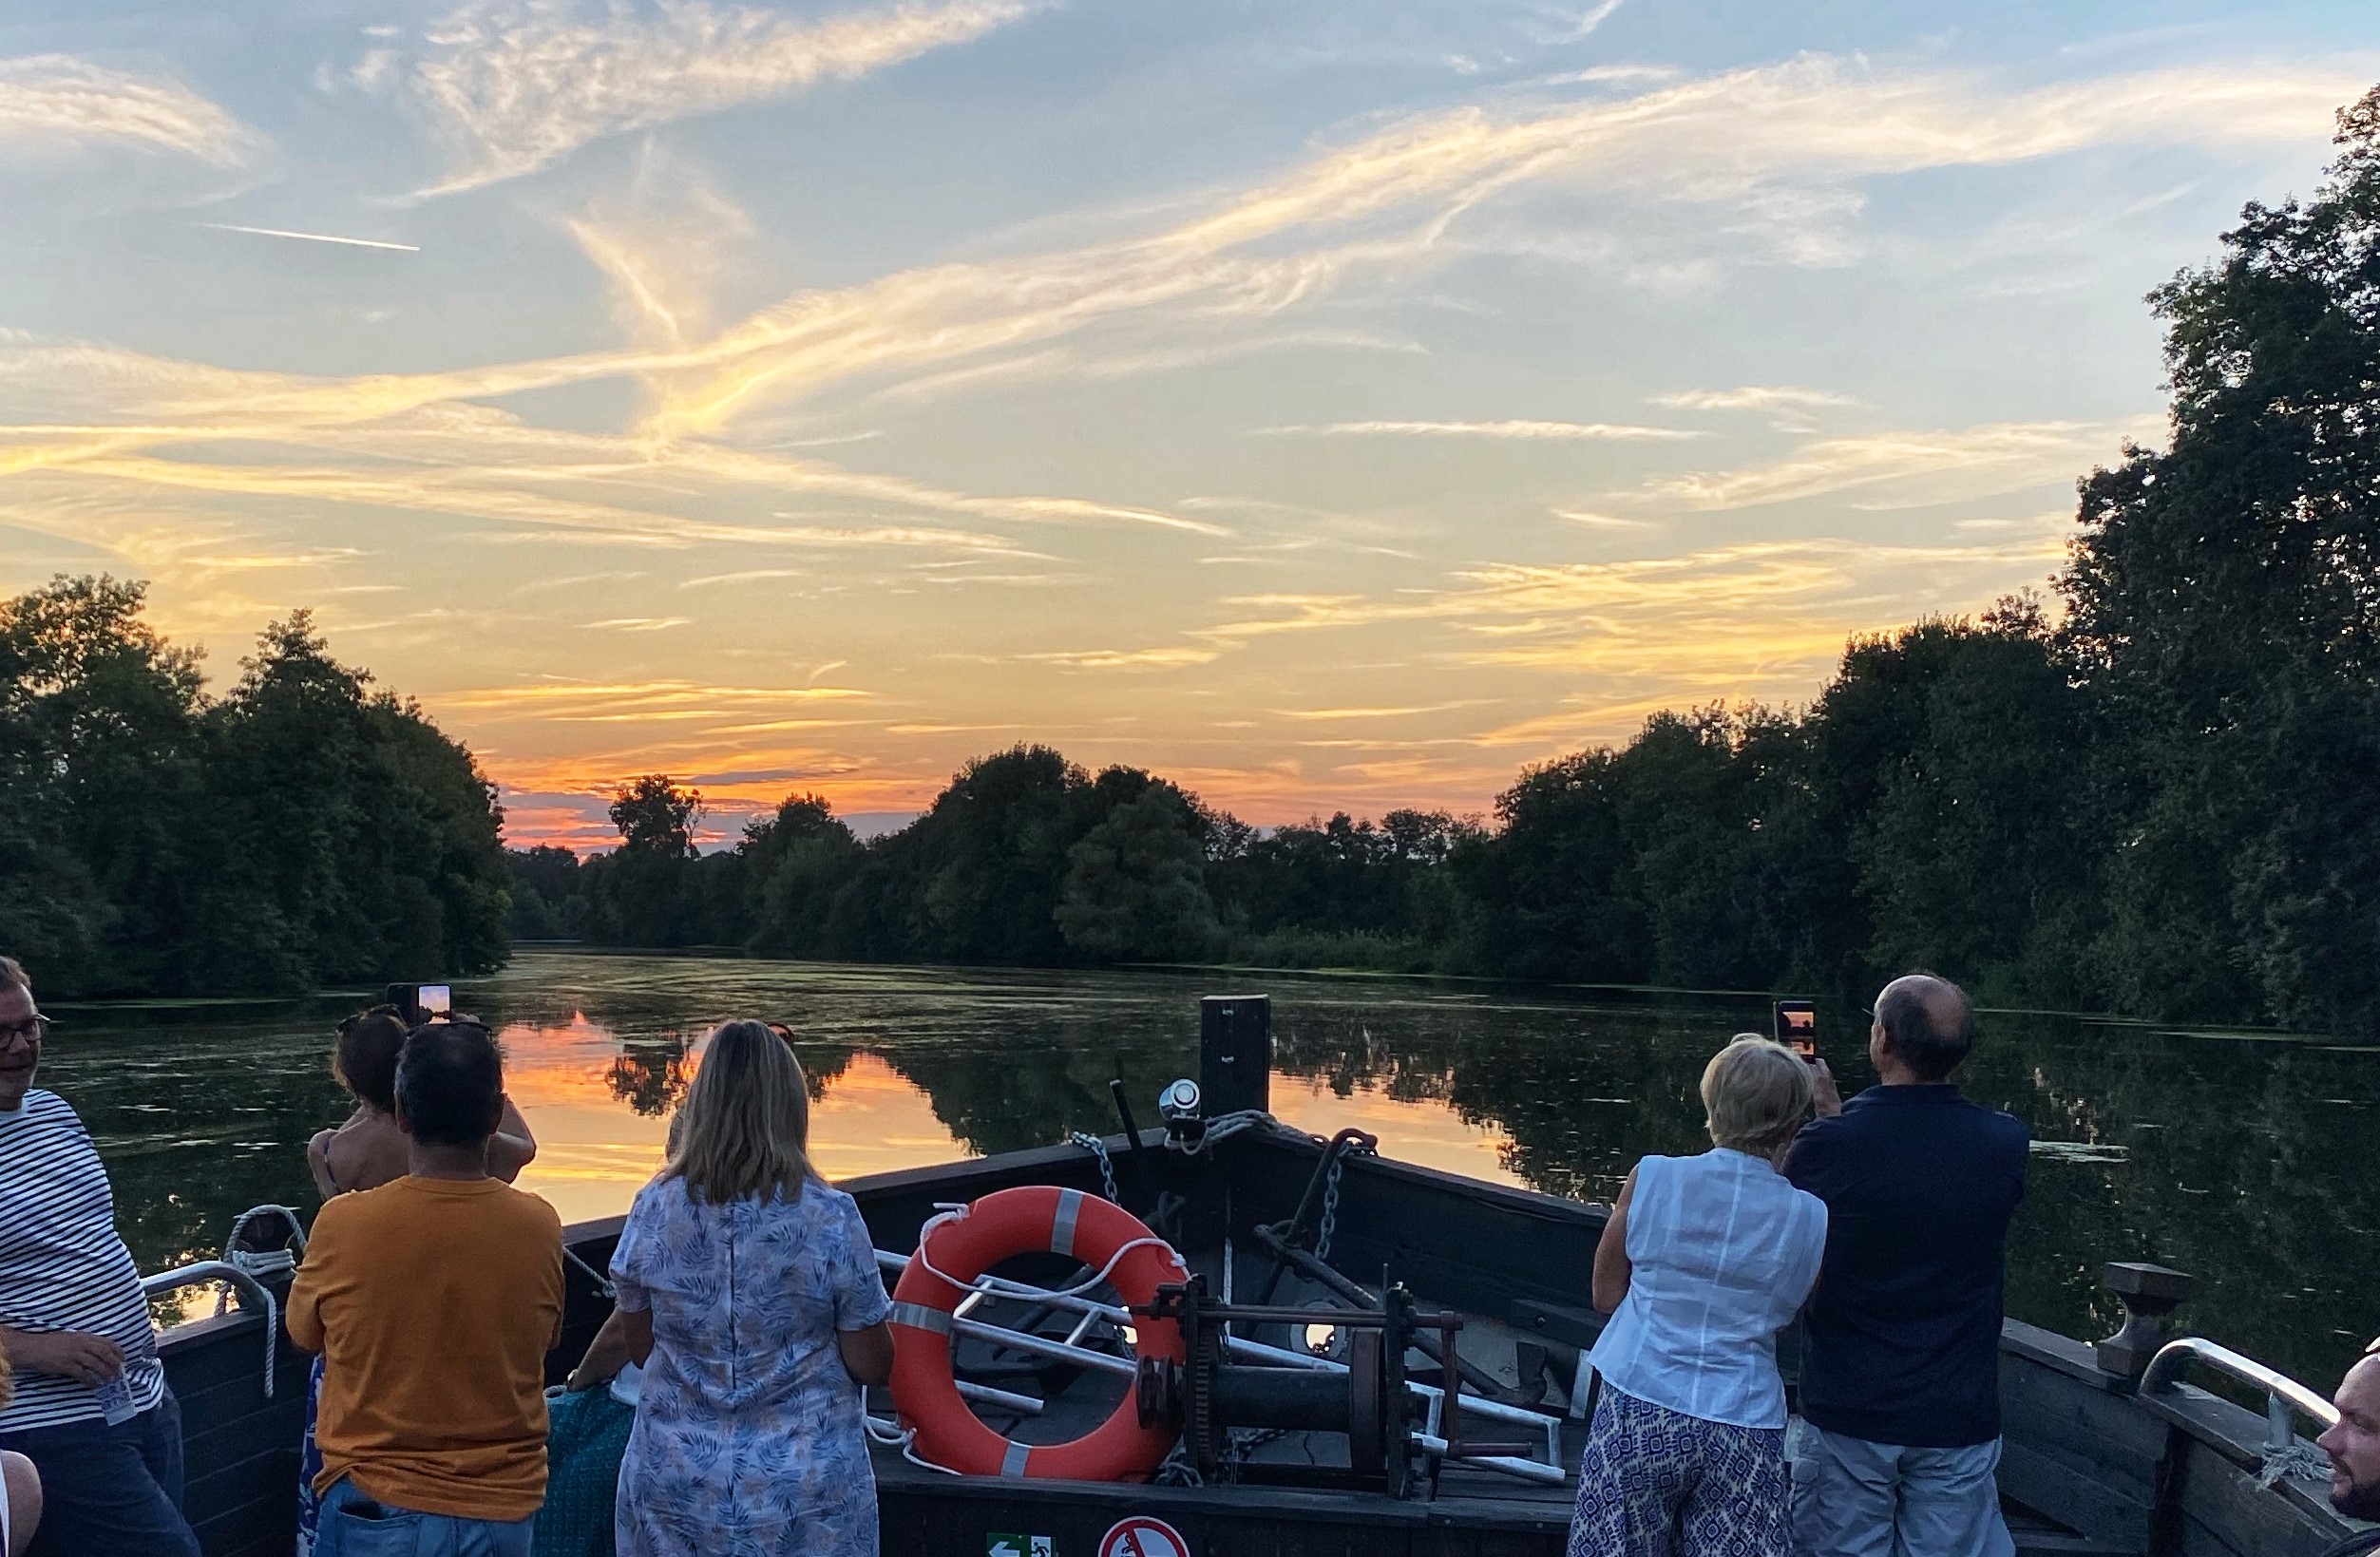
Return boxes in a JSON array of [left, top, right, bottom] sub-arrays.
[[1782, 973, 2028, 1557]]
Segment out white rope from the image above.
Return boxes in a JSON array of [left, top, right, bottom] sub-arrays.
[[2259, 1440, 2332, 1489], [866, 1413, 962, 1476], [562, 1242, 618, 1301], [217, 1204, 308, 1399], [908, 1205, 1184, 1305], [1175, 1109, 1279, 1153]]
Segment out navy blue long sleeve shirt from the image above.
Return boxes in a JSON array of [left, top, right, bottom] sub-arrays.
[[1781, 1083, 2028, 1448]]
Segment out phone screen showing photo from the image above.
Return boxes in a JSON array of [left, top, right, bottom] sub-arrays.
[[1773, 1000, 1818, 1059]]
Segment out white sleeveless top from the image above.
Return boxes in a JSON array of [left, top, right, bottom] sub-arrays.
[[1588, 1149, 1828, 1429]]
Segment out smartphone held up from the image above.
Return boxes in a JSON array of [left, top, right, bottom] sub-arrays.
[[1772, 999, 1818, 1063], [382, 982, 452, 1026]]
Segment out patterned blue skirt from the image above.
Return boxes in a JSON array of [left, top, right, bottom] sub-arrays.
[[1568, 1382, 1787, 1557], [295, 1354, 324, 1557]]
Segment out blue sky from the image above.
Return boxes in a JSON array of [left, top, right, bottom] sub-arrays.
[[1, 0, 2371, 844]]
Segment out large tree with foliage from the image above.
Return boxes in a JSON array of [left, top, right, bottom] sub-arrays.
[[2062, 88, 2380, 1032], [0, 579, 509, 996]]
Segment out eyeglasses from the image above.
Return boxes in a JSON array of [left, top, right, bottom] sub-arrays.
[[0, 1015, 48, 1051]]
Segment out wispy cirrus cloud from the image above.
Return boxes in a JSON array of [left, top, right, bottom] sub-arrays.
[[1253, 418, 1698, 441], [407, 0, 1044, 194], [631, 54, 2365, 436], [1016, 645, 1221, 670], [0, 54, 260, 166], [1651, 386, 1862, 413], [1634, 418, 2151, 511]]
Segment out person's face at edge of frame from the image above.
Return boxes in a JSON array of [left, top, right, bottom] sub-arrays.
[[2317, 1355, 2380, 1520], [0, 981, 38, 1111]]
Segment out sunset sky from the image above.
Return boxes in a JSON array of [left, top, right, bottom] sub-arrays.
[[2, 0, 2370, 848]]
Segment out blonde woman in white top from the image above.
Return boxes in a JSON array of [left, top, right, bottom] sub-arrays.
[[1567, 1035, 1828, 1557]]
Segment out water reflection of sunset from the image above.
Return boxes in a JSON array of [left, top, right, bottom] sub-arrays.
[[495, 1010, 1523, 1225], [502, 1014, 967, 1224], [1269, 1074, 1525, 1187]]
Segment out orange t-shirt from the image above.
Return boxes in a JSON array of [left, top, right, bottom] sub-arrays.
[[287, 1175, 564, 1521]]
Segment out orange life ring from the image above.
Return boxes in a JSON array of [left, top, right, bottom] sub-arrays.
[[888, 1186, 1186, 1480]]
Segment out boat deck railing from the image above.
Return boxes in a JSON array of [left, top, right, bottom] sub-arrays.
[[2142, 1335, 2338, 1466], [143, 1258, 288, 1397]]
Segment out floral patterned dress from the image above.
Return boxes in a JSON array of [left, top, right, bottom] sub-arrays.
[[610, 1174, 891, 1557]]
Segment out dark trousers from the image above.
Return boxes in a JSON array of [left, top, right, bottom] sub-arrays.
[[0, 1388, 201, 1557]]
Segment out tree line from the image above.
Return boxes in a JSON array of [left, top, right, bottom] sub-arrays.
[[7, 90, 2376, 1030]]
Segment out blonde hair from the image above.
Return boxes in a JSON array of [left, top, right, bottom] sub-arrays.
[[1701, 1034, 1813, 1157], [664, 1020, 816, 1204]]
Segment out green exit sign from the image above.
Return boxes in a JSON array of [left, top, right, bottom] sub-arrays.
[[987, 1536, 1053, 1557]]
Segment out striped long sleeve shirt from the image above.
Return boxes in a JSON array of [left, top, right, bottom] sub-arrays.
[[0, 1091, 164, 1433]]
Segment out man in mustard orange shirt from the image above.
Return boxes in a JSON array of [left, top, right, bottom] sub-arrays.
[[288, 1019, 563, 1557]]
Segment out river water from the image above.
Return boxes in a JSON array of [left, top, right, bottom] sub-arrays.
[[47, 949, 2380, 1392]]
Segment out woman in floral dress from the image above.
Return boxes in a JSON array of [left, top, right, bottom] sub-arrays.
[[609, 1021, 894, 1557]]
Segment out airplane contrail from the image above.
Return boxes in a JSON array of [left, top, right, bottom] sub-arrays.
[[196, 222, 419, 253]]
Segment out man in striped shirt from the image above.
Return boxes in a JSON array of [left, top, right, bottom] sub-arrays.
[[0, 959, 200, 1557]]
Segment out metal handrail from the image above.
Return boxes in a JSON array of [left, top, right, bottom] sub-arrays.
[[143, 1260, 282, 1397], [2142, 1337, 2338, 1443]]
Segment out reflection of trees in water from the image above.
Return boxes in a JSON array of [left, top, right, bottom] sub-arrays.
[[606, 1037, 695, 1116], [874, 1029, 1198, 1159], [1277, 1002, 2380, 1392], [607, 1034, 862, 1118], [1270, 1001, 1740, 1202]]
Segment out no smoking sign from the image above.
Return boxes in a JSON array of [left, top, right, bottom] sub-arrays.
[[1098, 1515, 1190, 1557]]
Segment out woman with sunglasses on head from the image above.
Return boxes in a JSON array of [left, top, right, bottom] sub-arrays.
[[605, 1020, 892, 1557], [307, 1007, 537, 1200], [295, 1005, 539, 1556]]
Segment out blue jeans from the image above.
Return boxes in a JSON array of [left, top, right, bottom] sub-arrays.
[[1788, 1419, 2015, 1557], [316, 1476, 536, 1557], [0, 1388, 200, 1557]]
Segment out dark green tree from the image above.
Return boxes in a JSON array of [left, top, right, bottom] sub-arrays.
[[1057, 784, 1218, 960], [744, 793, 863, 958], [0, 577, 205, 990], [608, 775, 703, 857], [1842, 602, 2098, 1004], [0, 581, 507, 995], [2062, 86, 2380, 1031]]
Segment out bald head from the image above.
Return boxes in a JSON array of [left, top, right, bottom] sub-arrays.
[[2319, 1354, 2380, 1520], [1873, 973, 1974, 1082]]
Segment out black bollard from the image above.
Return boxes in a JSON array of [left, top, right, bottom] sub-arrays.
[[2096, 1262, 2193, 1381], [1200, 995, 1271, 1117]]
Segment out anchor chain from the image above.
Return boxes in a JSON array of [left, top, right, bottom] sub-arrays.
[[1069, 1131, 1122, 1204], [1316, 1151, 1352, 1263]]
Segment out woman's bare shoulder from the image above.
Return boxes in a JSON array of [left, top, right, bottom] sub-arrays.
[[323, 1113, 411, 1193]]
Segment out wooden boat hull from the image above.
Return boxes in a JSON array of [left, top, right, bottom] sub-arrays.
[[162, 1123, 2363, 1557]]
